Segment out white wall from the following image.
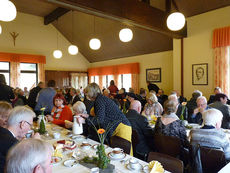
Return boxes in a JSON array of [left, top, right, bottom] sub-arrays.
[[0, 12, 90, 71]]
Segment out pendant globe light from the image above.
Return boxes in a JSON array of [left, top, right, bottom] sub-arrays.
[[53, 19, 62, 59], [0, 0, 17, 22], [89, 16, 101, 50], [68, 11, 78, 55], [119, 28, 133, 42]]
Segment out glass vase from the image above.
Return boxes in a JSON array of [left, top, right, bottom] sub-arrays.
[[96, 144, 110, 169]]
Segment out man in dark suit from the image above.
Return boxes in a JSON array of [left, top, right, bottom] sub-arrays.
[[136, 88, 147, 112], [209, 93, 230, 129], [0, 74, 14, 103], [208, 87, 222, 104], [0, 106, 40, 172], [27, 82, 44, 110], [69, 88, 81, 106], [126, 100, 154, 158]]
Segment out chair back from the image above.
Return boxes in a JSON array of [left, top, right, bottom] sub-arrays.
[[131, 129, 139, 157], [147, 152, 183, 173], [200, 146, 227, 173], [110, 135, 131, 154], [154, 134, 181, 157]]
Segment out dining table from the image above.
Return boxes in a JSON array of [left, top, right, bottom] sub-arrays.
[[38, 122, 170, 173]]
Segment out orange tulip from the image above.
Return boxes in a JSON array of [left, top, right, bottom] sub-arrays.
[[97, 129, 105, 134], [123, 99, 127, 102]]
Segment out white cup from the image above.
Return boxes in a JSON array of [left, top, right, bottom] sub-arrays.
[[53, 132, 60, 139], [90, 167, 99, 173], [25, 130, 34, 138], [129, 159, 139, 170]]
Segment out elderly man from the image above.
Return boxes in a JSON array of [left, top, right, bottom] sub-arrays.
[[126, 100, 154, 158], [187, 90, 203, 119], [190, 109, 230, 160], [209, 93, 230, 129], [168, 94, 188, 120], [0, 106, 39, 172], [208, 87, 222, 104], [69, 88, 81, 106], [189, 96, 211, 124], [6, 139, 52, 173]]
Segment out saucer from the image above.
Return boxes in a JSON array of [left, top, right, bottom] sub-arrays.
[[63, 159, 78, 167], [72, 135, 85, 141], [51, 156, 62, 165], [126, 163, 143, 172], [108, 152, 126, 160]]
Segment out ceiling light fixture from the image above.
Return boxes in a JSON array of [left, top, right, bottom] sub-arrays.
[[53, 19, 62, 59], [0, 0, 17, 22], [68, 11, 78, 55], [119, 28, 133, 42], [89, 16, 101, 50], [167, 12, 185, 31]]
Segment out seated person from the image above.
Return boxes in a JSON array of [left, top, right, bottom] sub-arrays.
[[208, 87, 222, 104], [47, 94, 73, 127], [157, 89, 168, 106], [6, 139, 52, 173], [171, 90, 187, 104], [189, 96, 211, 124], [187, 90, 202, 119], [142, 93, 163, 118], [103, 89, 120, 108], [126, 100, 154, 157], [190, 109, 230, 160], [68, 88, 81, 106], [154, 100, 188, 146], [0, 101, 12, 128], [136, 88, 147, 112], [168, 94, 188, 120]]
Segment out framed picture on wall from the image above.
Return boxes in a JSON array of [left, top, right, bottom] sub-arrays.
[[146, 68, 161, 83], [192, 63, 208, 85]]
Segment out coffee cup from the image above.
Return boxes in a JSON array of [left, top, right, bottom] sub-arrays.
[[90, 167, 99, 173], [53, 132, 60, 139], [129, 158, 140, 170], [112, 148, 123, 156], [82, 141, 90, 149], [25, 130, 34, 138]]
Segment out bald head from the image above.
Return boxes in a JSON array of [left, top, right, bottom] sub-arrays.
[[129, 100, 141, 113]]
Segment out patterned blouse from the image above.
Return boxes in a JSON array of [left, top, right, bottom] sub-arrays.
[[154, 117, 187, 145]]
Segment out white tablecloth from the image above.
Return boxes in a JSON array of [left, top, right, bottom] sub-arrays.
[[42, 123, 170, 173]]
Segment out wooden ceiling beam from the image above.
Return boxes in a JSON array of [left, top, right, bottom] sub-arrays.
[[46, 0, 187, 38], [44, 7, 70, 25]]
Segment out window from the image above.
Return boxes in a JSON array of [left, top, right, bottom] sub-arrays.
[[90, 76, 99, 85], [102, 75, 114, 88], [0, 62, 10, 85], [20, 63, 38, 90], [118, 74, 131, 91]]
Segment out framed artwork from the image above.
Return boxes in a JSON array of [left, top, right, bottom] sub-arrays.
[[146, 68, 161, 83], [192, 63, 208, 85]]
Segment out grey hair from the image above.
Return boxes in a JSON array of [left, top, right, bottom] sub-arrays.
[[147, 93, 158, 103], [164, 100, 177, 114], [73, 101, 87, 114], [7, 106, 35, 127], [202, 109, 223, 127], [196, 96, 207, 103], [85, 83, 101, 99], [6, 139, 53, 173]]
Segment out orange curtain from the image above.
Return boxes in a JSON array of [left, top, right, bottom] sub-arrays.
[[212, 26, 230, 48], [10, 62, 20, 88], [38, 63, 45, 83], [99, 76, 103, 89], [131, 74, 139, 94], [214, 47, 229, 96]]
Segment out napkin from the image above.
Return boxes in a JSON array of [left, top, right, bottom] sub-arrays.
[[149, 160, 164, 173]]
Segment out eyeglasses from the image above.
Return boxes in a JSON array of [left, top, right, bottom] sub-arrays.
[[20, 121, 32, 128]]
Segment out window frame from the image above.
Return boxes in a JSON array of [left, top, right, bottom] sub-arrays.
[[20, 62, 38, 85], [0, 61, 11, 85]]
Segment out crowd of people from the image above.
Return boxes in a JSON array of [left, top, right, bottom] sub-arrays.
[[1, 72, 230, 172]]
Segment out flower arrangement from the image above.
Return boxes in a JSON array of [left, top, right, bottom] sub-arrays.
[[180, 102, 187, 120], [122, 99, 127, 114], [39, 107, 46, 134]]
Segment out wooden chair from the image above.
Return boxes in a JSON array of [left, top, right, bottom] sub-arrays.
[[147, 152, 184, 173], [131, 129, 139, 157], [153, 134, 181, 158], [110, 135, 131, 154]]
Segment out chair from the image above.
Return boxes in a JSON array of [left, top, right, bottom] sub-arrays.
[[110, 135, 131, 154], [200, 146, 227, 173], [153, 134, 181, 158], [147, 152, 184, 173], [131, 129, 139, 157]]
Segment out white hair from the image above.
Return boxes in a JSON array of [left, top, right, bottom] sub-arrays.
[[147, 93, 158, 103], [202, 109, 223, 127], [6, 139, 53, 173], [7, 106, 35, 127], [73, 101, 87, 114], [168, 94, 178, 101], [85, 83, 101, 99], [196, 96, 207, 103]]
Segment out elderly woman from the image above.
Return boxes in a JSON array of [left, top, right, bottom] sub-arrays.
[[79, 83, 132, 154], [190, 109, 230, 160], [0, 101, 12, 128], [142, 93, 163, 118], [47, 94, 73, 127], [154, 100, 187, 144]]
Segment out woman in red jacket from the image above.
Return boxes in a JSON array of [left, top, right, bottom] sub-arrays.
[[47, 94, 73, 127]]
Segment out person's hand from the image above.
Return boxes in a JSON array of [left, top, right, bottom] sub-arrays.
[[65, 120, 73, 129], [32, 132, 41, 139], [79, 113, 89, 119], [47, 115, 54, 122], [199, 107, 205, 113]]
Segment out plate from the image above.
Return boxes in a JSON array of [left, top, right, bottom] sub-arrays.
[[126, 163, 143, 172], [63, 159, 78, 167], [108, 152, 126, 160], [51, 156, 62, 165], [52, 127, 62, 132], [72, 135, 85, 141], [81, 144, 92, 150]]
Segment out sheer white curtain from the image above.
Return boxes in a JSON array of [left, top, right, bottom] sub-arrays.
[[71, 73, 88, 89]]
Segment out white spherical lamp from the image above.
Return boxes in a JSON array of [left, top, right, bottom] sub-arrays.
[[167, 12, 185, 31], [53, 50, 62, 59], [0, 0, 17, 22], [89, 38, 101, 50], [119, 28, 133, 42], [68, 45, 78, 55], [0, 24, 2, 34]]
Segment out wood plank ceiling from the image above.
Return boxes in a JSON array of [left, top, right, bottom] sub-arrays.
[[11, 0, 230, 62]]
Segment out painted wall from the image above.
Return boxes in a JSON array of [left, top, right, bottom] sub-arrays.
[[91, 51, 173, 95], [0, 12, 90, 71], [173, 6, 230, 99]]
